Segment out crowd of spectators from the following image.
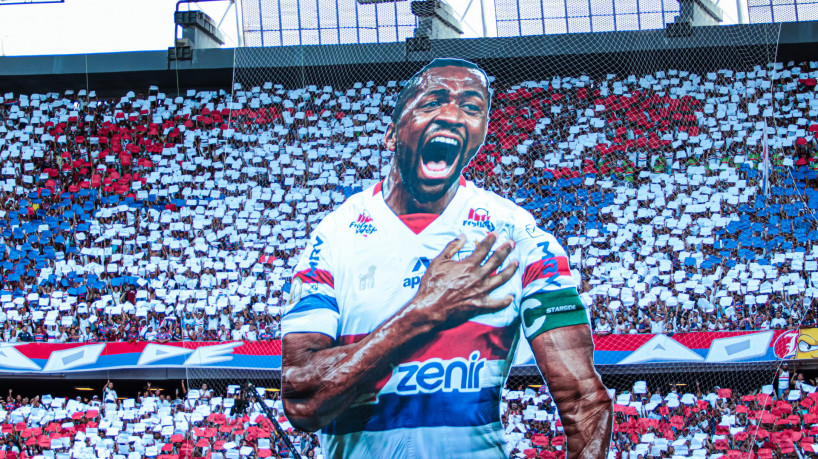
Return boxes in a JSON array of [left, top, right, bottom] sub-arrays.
[[0, 60, 817, 341], [505, 365, 818, 458], [4, 368, 818, 458], [0, 381, 318, 459]]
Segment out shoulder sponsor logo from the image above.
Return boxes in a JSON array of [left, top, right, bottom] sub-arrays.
[[307, 236, 323, 276], [395, 351, 486, 395], [537, 241, 557, 259], [463, 208, 495, 232], [350, 210, 377, 236], [522, 241, 571, 288], [402, 257, 430, 289]]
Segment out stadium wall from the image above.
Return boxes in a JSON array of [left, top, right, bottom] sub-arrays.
[[0, 329, 801, 380]]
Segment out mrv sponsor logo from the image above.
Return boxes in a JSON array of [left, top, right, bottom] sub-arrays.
[[395, 351, 486, 394], [306, 236, 323, 275], [402, 257, 430, 289], [350, 210, 377, 236], [463, 208, 495, 231]]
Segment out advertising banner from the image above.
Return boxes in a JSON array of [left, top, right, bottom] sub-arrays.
[[4, 328, 806, 374]]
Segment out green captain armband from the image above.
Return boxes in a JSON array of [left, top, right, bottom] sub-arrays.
[[521, 288, 589, 340]]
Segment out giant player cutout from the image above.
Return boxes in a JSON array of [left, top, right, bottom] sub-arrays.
[[282, 58, 612, 458]]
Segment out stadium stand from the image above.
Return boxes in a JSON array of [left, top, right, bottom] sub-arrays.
[[0, 383, 314, 459], [4, 371, 818, 458], [504, 368, 818, 458], [1, 61, 816, 344], [2, 55, 818, 457]]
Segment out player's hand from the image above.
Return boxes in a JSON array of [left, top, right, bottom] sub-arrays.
[[411, 232, 518, 326]]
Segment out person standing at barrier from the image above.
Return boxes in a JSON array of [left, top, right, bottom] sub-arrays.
[[103, 380, 117, 404], [281, 58, 612, 458]]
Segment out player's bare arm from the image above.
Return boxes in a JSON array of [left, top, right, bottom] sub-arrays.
[[283, 233, 518, 432], [531, 324, 612, 458]]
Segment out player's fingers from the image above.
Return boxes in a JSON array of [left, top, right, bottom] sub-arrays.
[[438, 235, 466, 260], [480, 240, 514, 276], [483, 261, 518, 292], [479, 294, 515, 312], [468, 232, 496, 265]]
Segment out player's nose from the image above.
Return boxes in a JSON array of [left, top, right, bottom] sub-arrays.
[[434, 101, 464, 126]]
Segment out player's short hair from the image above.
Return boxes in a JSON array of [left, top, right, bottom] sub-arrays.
[[392, 58, 492, 124]]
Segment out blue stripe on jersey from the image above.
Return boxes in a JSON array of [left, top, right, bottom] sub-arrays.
[[285, 294, 339, 316], [323, 387, 500, 435]]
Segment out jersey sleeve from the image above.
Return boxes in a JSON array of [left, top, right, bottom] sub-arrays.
[[281, 224, 340, 340], [513, 211, 589, 342]]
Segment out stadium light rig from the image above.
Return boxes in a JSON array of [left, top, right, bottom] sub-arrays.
[[356, 0, 464, 40], [170, 0, 230, 62]]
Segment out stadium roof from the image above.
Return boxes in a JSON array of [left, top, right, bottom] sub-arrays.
[[1, 21, 818, 94]]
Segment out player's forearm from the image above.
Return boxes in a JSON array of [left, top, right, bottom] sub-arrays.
[[532, 325, 612, 458], [552, 382, 613, 458], [283, 304, 438, 431]]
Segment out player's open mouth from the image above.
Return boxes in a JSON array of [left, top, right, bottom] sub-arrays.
[[419, 135, 461, 180]]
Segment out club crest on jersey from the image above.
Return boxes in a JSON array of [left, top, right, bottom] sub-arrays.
[[402, 257, 430, 289], [395, 351, 486, 395], [463, 208, 495, 231], [350, 210, 377, 236]]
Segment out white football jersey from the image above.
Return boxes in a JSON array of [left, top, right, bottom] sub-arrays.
[[283, 178, 588, 459]]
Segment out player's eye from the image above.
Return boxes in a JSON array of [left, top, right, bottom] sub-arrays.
[[461, 102, 482, 113]]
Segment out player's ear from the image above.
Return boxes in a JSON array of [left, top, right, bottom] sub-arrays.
[[384, 123, 397, 152]]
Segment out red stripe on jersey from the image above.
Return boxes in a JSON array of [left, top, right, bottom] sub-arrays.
[[337, 333, 366, 346], [398, 213, 438, 235], [339, 320, 518, 397], [522, 257, 571, 289], [294, 269, 335, 288], [338, 320, 517, 361]]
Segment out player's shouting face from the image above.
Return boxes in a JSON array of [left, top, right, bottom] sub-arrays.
[[385, 64, 490, 205]]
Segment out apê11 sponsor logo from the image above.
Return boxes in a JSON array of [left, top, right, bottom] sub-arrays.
[[462, 208, 495, 231], [402, 257, 430, 288]]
